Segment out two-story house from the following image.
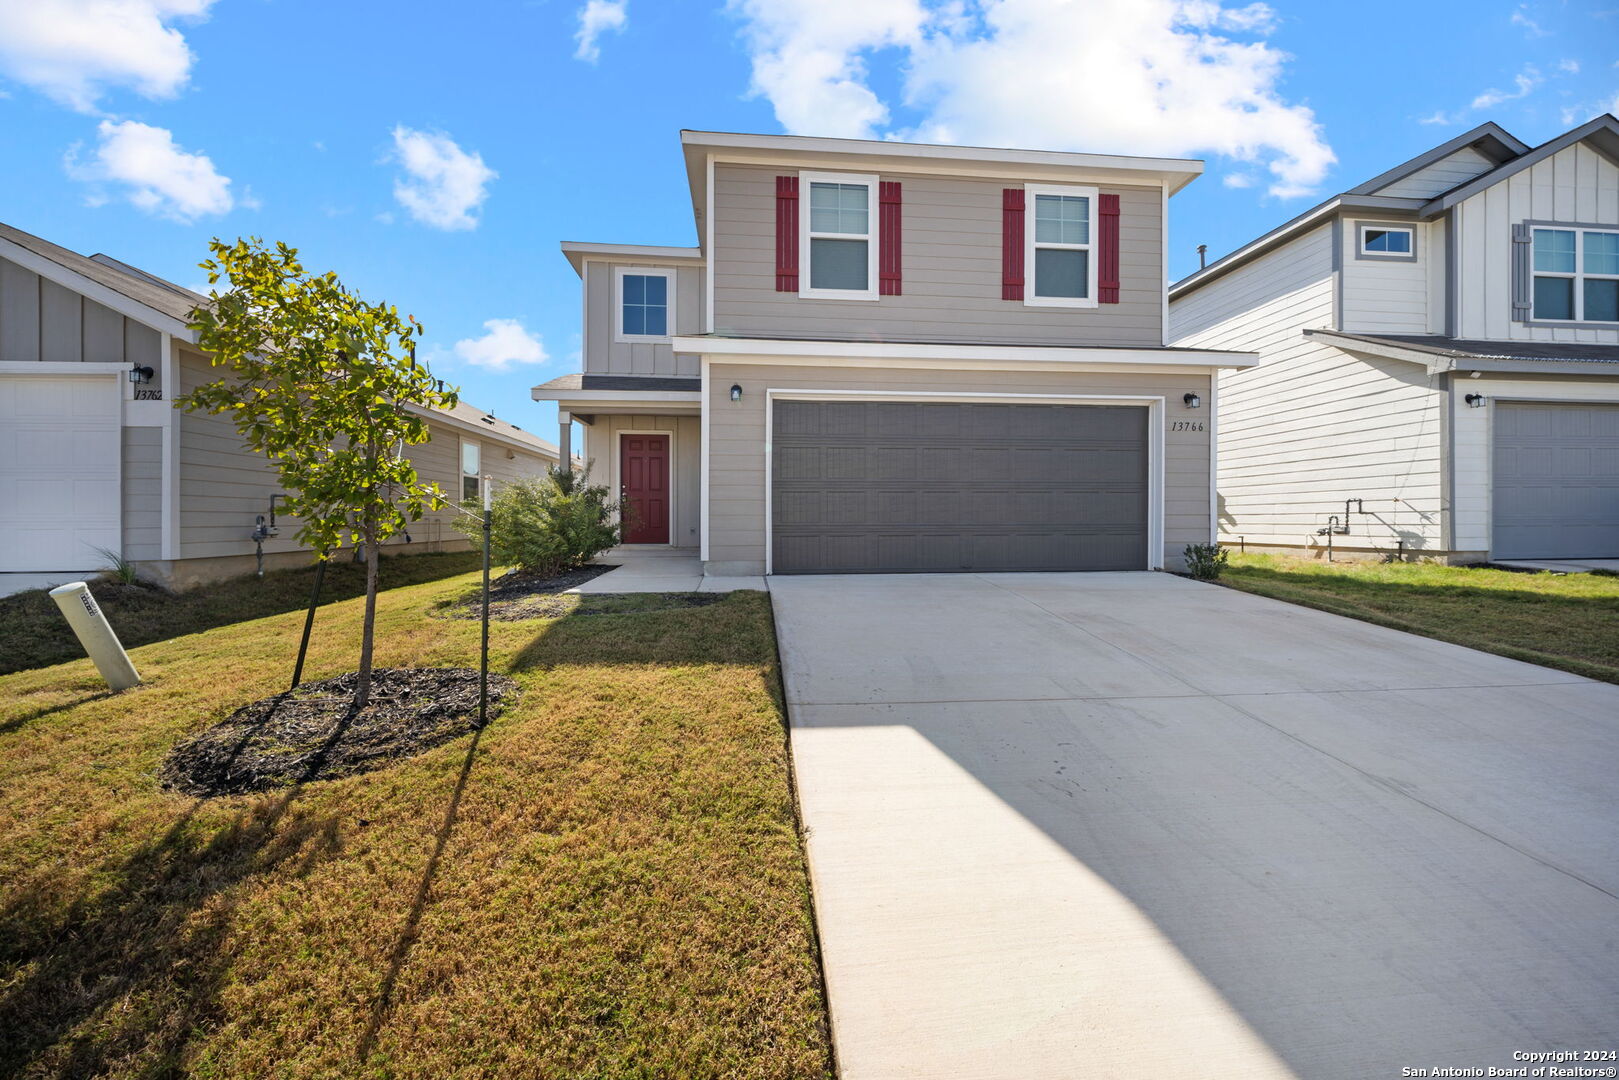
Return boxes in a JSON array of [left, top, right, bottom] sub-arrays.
[[533, 130, 1256, 576], [1170, 115, 1619, 564]]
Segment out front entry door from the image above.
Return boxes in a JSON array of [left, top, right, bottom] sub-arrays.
[[620, 433, 670, 544]]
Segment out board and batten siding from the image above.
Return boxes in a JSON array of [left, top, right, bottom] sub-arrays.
[[1369, 146, 1497, 200], [1339, 217, 1436, 335], [710, 163, 1165, 346], [1453, 140, 1619, 343], [0, 255, 163, 375], [581, 413, 702, 548], [121, 425, 163, 561], [582, 260, 703, 378], [1171, 223, 1448, 554], [703, 361, 1210, 574]]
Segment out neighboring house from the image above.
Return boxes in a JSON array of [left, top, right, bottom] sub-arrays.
[[0, 222, 560, 590], [1170, 115, 1619, 563], [534, 130, 1255, 575]]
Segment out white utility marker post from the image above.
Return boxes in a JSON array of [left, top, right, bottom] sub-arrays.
[[49, 582, 142, 691]]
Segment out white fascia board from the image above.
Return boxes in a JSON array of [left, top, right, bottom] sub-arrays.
[[672, 336, 1258, 369], [560, 241, 705, 277], [0, 236, 197, 341], [1302, 330, 1446, 371], [529, 388, 703, 405], [409, 403, 560, 459]]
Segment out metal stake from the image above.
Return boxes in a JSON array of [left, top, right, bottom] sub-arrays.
[[291, 558, 328, 690], [479, 492, 491, 728]]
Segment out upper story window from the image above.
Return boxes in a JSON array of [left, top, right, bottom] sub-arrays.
[[800, 172, 878, 300], [1025, 184, 1098, 308], [460, 439, 481, 503], [615, 267, 674, 342], [1533, 227, 1619, 323], [1358, 224, 1415, 259]]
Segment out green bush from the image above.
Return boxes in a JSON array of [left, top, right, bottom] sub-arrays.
[[1183, 543, 1229, 581], [459, 467, 619, 577]]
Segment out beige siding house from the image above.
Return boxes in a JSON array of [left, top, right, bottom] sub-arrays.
[[536, 130, 1256, 576], [0, 222, 559, 591], [1171, 116, 1619, 563]]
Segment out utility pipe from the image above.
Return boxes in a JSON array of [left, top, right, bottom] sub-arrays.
[[49, 582, 141, 691]]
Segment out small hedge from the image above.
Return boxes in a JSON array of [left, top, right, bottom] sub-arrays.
[[459, 467, 619, 577]]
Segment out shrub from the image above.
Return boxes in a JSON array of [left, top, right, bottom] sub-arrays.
[[1183, 543, 1229, 581], [92, 546, 140, 586], [460, 467, 619, 577]]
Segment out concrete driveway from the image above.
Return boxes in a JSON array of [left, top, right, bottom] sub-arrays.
[[769, 572, 1619, 1080]]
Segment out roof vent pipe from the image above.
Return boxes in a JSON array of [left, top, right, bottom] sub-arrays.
[[1197, 244, 1207, 269]]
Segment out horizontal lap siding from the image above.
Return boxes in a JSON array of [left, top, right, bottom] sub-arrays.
[[1171, 224, 1447, 553], [1372, 146, 1496, 199], [712, 164, 1163, 346], [706, 362, 1210, 572], [583, 261, 703, 378]]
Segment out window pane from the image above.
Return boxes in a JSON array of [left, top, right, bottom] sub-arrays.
[[1533, 275, 1574, 320], [642, 305, 667, 336], [462, 475, 479, 503], [1364, 228, 1411, 253], [461, 441, 479, 476], [620, 273, 667, 337], [1034, 194, 1089, 245], [1034, 248, 1088, 298], [810, 183, 868, 234], [1533, 229, 1576, 272], [622, 304, 645, 336], [1585, 278, 1619, 322], [1584, 231, 1619, 276], [810, 237, 868, 290], [643, 274, 667, 304], [623, 274, 644, 304]]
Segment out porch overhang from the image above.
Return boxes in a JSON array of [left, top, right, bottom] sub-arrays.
[[1306, 329, 1619, 376]]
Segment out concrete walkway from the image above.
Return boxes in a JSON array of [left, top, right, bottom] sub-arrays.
[[570, 547, 764, 593], [769, 572, 1619, 1080]]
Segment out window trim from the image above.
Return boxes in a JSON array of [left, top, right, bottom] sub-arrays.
[[1355, 223, 1417, 262], [459, 437, 482, 505], [613, 266, 677, 344], [1529, 224, 1619, 325], [798, 170, 880, 302], [1024, 183, 1099, 309]]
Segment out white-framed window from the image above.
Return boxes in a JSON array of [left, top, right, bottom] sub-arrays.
[[800, 171, 879, 301], [1358, 224, 1415, 258], [614, 266, 675, 342], [1025, 183, 1099, 308], [460, 438, 481, 503], [1533, 227, 1619, 323]]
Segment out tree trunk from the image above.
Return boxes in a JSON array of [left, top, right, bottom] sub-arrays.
[[355, 531, 379, 708]]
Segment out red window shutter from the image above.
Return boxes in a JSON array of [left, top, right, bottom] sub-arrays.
[[775, 175, 799, 292], [1098, 192, 1121, 304], [879, 181, 902, 296], [1001, 188, 1024, 301]]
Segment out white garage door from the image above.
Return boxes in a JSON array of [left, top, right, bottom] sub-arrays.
[[0, 374, 122, 572]]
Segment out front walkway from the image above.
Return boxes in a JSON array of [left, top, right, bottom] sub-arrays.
[[769, 571, 1619, 1080], [571, 547, 763, 593]]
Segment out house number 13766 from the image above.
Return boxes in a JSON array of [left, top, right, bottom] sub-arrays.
[[1171, 420, 1204, 432]]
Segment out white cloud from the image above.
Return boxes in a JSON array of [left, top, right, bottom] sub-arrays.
[[575, 0, 629, 62], [1222, 172, 1254, 188], [1471, 65, 1542, 110], [1417, 110, 1456, 126], [452, 319, 548, 371], [0, 0, 215, 113], [1561, 91, 1619, 127], [1510, 5, 1548, 37], [728, 0, 1335, 199], [390, 126, 497, 231], [1559, 58, 1580, 74], [66, 119, 236, 221]]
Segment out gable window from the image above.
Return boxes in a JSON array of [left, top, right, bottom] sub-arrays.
[[1533, 227, 1619, 323], [800, 171, 878, 300], [615, 267, 674, 342], [1358, 224, 1415, 258], [1025, 184, 1098, 307], [461, 439, 481, 503]]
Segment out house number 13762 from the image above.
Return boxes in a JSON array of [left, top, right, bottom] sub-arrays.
[[1171, 420, 1204, 432]]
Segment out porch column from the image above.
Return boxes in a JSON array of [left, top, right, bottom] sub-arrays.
[[557, 410, 572, 471]]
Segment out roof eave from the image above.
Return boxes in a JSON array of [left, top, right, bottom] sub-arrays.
[[1420, 113, 1619, 216]]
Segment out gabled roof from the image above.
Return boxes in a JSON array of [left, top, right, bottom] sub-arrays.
[[558, 241, 703, 277], [1418, 113, 1619, 215], [0, 220, 203, 336], [1344, 122, 1527, 196]]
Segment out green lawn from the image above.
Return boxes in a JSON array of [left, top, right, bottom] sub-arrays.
[[0, 570, 833, 1078], [1219, 553, 1619, 684]]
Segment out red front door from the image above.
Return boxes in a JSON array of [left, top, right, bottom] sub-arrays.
[[619, 433, 670, 544]]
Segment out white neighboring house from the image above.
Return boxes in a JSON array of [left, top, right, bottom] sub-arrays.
[[0, 222, 560, 592], [1170, 115, 1619, 563]]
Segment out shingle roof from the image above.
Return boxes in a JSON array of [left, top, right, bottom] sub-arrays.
[[0, 220, 205, 326], [1317, 331, 1619, 365], [535, 373, 702, 392]]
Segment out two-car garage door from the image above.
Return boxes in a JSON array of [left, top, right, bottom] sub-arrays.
[[0, 374, 122, 572], [1492, 401, 1619, 560], [771, 400, 1149, 573]]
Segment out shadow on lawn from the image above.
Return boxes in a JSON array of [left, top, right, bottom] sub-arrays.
[[0, 700, 357, 1077]]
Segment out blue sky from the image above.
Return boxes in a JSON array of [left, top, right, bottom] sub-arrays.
[[2, 0, 1616, 447]]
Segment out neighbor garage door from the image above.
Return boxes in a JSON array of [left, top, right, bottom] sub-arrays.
[[0, 374, 122, 572], [1492, 401, 1619, 560], [772, 400, 1149, 573]]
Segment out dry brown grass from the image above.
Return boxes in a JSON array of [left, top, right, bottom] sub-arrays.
[[0, 570, 832, 1079]]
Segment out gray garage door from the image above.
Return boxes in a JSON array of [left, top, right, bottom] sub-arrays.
[[1492, 402, 1619, 559], [772, 400, 1149, 573]]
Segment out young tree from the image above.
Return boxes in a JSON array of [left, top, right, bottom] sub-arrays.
[[178, 238, 459, 707]]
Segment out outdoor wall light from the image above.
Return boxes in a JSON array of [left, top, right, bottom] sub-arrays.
[[730, 384, 743, 402], [1183, 392, 1201, 409], [128, 363, 155, 385], [1465, 393, 1486, 408]]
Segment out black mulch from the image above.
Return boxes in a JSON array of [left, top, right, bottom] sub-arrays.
[[437, 564, 616, 620], [160, 667, 518, 797]]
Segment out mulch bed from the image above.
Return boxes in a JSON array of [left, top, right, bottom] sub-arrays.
[[160, 667, 518, 797], [437, 565, 616, 621]]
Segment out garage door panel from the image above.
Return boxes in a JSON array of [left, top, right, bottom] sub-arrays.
[[1492, 402, 1619, 560], [0, 374, 122, 571], [772, 400, 1149, 574]]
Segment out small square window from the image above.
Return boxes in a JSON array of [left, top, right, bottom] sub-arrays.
[[1533, 275, 1574, 321], [619, 271, 670, 339], [1533, 229, 1576, 273], [1361, 227, 1413, 255]]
